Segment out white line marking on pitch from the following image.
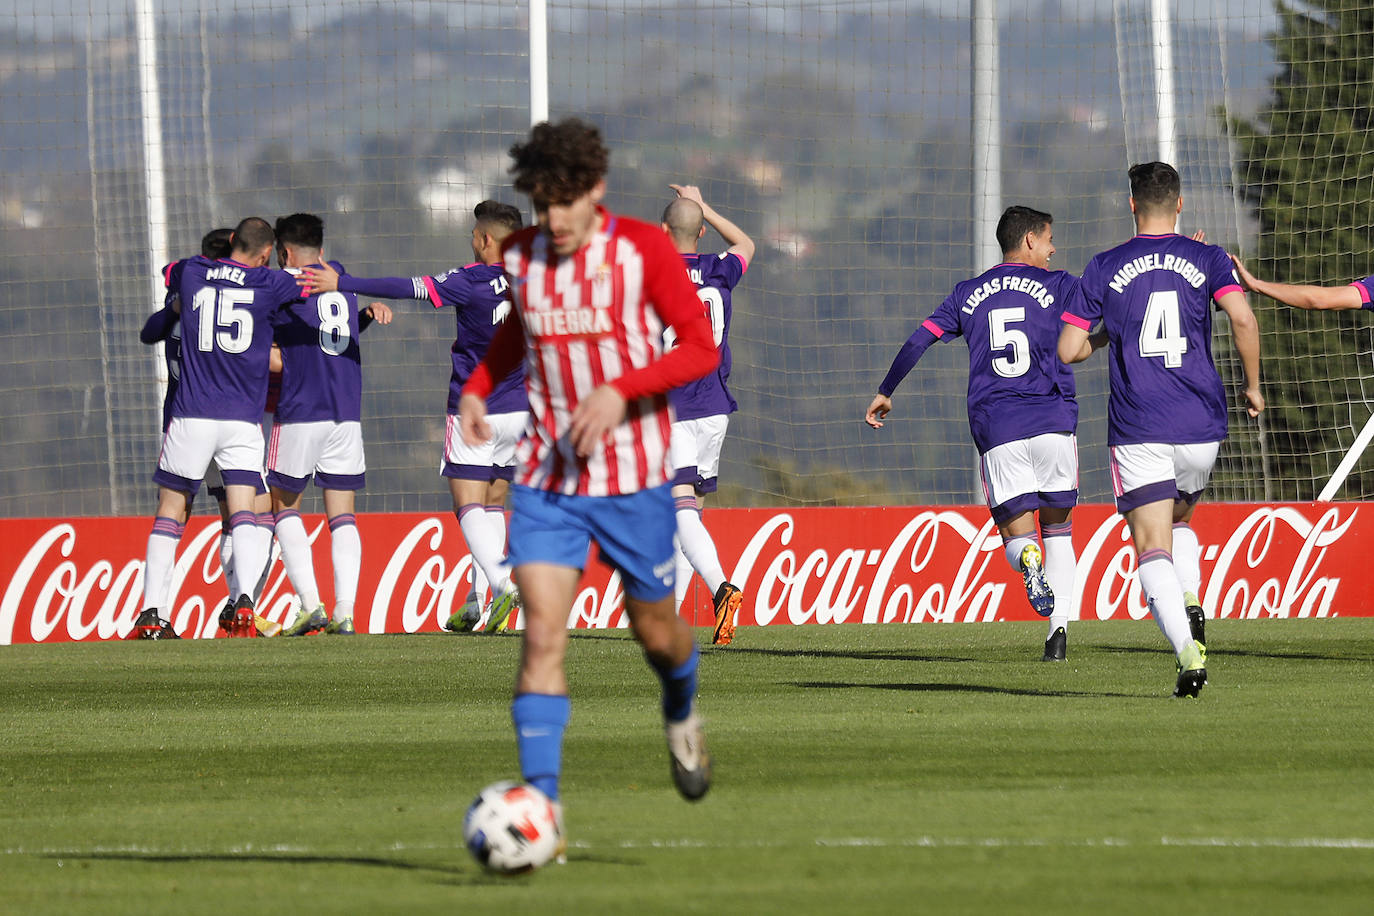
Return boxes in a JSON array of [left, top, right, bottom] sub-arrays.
[[6, 836, 1374, 857]]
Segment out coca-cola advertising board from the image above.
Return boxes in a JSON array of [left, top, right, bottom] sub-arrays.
[[0, 503, 1364, 644]]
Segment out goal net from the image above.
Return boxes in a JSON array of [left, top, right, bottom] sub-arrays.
[[1, 0, 1368, 517]]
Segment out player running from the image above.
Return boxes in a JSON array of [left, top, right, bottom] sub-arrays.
[[458, 119, 720, 836], [866, 206, 1083, 661], [140, 217, 305, 638], [267, 214, 392, 638], [299, 201, 526, 634], [660, 183, 755, 646], [1058, 161, 1263, 697]]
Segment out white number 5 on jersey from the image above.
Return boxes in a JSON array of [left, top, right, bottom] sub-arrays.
[[1139, 290, 1188, 367], [988, 307, 1030, 378]]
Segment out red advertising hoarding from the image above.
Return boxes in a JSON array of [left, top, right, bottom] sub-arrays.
[[0, 503, 1363, 644]]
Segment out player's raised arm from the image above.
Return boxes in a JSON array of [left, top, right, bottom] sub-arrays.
[[1229, 254, 1364, 311], [670, 183, 756, 266]]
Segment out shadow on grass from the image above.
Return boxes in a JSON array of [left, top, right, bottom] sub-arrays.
[[709, 645, 977, 664], [1094, 644, 1370, 663], [43, 850, 643, 876], [44, 851, 471, 879], [788, 680, 1141, 699]]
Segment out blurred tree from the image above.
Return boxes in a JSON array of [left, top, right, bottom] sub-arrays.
[[1229, 0, 1374, 500]]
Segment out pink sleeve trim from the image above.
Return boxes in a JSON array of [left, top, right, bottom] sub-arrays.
[[1212, 284, 1243, 302], [162, 261, 175, 288], [422, 276, 443, 308], [1061, 312, 1091, 331], [920, 319, 944, 338], [730, 251, 749, 274], [1350, 281, 1371, 304]]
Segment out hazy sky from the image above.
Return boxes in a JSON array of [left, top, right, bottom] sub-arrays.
[[14, 0, 1280, 39]]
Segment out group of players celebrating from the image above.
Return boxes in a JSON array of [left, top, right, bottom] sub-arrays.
[[131, 118, 1368, 838], [135, 122, 751, 664]]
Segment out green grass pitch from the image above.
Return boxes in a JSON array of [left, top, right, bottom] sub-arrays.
[[2, 620, 1372, 915]]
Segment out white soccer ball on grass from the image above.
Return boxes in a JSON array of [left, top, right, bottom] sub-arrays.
[[462, 780, 562, 874]]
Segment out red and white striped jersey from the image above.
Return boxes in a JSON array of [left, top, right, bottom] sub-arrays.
[[464, 207, 717, 496]]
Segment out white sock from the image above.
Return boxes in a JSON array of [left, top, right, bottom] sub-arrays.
[[1003, 533, 1037, 572], [249, 513, 275, 603], [142, 516, 184, 612], [229, 511, 268, 604], [1137, 549, 1193, 656], [458, 504, 511, 594], [1041, 520, 1075, 636], [218, 524, 237, 600], [273, 509, 320, 609], [1173, 523, 1202, 598], [330, 513, 361, 620], [673, 534, 693, 609], [675, 503, 726, 594]]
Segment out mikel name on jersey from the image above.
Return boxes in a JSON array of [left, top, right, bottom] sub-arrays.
[[204, 264, 250, 285]]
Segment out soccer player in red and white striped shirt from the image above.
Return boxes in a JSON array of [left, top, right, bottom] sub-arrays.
[[460, 119, 719, 822]]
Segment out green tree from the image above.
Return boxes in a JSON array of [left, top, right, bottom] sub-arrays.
[[1230, 0, 1374, 500]]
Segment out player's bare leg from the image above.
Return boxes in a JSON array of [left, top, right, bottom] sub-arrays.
[[1125, 498, 1206, 696], [626, 591, 710, 800], [322, 487, 360, 634]]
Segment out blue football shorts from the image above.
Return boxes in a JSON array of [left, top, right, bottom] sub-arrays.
[[508, 483, 677, 601]]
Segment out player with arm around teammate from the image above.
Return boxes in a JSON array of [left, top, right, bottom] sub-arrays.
[[1058, 161, 1263, 697], [660, 183, 755, 646], [458, 119, 720, 836], [267, 213, 392, 638], [299, 201, 527, 634], [866, 206, 1083, 661], [139, 217, 304, 638], [134, 228, 233, 639], [1228, 255, 1374, 312]]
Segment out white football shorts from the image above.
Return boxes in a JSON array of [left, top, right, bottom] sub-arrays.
[[670, 415, 729, 480], [1110, 441, 1220, 504], [978, 432, 1078, 510], [158, 417, 264, 482], [267, 420, 366, 482], [443, 410, 527, 472]]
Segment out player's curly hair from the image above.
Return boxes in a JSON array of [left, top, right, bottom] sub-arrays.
[[508, 118, 609, 205]]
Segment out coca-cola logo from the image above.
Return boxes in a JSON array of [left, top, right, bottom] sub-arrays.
[[0, 504, 1360, 644]]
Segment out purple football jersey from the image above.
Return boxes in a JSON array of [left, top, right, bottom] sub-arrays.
[[879, 263, 1080, 453], [273, 261, 366, 423], [669, 252, 746, 421], [1063, 233, 1244, 446], [143, 259, 187, 430], [339, 264, 527, 415], [1348, 275, 1374, 309], [168, 255, 301, 423]]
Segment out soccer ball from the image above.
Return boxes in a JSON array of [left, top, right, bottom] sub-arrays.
[[462, 780, 562, 874]]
